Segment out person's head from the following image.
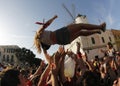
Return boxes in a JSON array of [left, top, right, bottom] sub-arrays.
[[81, 71, 101, 86], [67, 50, 74, 56], [107, 42, 113, 49], [58, 45, 64, 53], [94, 56, 99, 61], [1, 68, 27, 86]]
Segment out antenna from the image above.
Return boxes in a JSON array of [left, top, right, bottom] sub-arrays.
[[62, 3, 75, 21], [72, 4, 76, 19]]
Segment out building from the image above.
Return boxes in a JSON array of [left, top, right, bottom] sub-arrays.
[[0, 45, 20, 65], [65, 14, 117, 60], [111, 29, 120, 51]]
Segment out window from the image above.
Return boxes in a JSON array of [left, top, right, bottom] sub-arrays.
[[7, 49, 9, 53], [3, 55, 5, 61], [4, 49, 6, 53], [109, 36, 112, 42], [11, 55, 14, 62], [91, 37, 95, 44], [101, 37, 105, 43], [7, 55, 9, 62]]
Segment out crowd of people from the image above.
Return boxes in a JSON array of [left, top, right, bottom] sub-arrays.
[[0, 15, 120, 86], [0, 42, 120, 86]]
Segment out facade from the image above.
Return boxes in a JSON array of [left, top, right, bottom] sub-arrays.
[[65, 14, 117, 60], [0, 45, 20, 65], [111, 29, 120, 51]]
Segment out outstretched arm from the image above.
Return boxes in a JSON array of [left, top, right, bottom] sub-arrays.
[[37, 15, 58, 33], [37, 64, 51, 86], [43, 49, 51, 63], [29, 60, 46, 81]]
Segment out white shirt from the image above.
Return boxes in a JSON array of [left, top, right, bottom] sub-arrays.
[[107, 48, 115, 57]]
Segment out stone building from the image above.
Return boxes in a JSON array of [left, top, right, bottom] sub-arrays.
[[0, 45, 20, 65], [111, 29, 120, 51]]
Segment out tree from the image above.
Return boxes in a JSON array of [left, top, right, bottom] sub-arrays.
[[15, 47, 42, 66]]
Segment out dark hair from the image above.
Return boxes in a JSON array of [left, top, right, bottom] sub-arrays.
[[81, 71, 101, 86], [107, 42, 113, 47], [1, 69, 20, 86]]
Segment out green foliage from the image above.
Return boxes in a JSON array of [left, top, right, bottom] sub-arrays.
[[15, 47, 42, 66]]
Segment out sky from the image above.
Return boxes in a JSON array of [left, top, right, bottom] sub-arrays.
[[0, 0, 120, 61]]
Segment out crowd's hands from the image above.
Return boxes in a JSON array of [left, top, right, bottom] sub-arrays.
[[113, 77, 120, 86], [41, 45, 67, 85], [28, 60, 46, 82], [50, 48, 66, 85], [59, 46, 67, 57], [40, 60, 46, 68], [50, 46, 66, 74]]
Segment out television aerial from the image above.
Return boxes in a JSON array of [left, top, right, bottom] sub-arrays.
[[62, 3, 77, 24]]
